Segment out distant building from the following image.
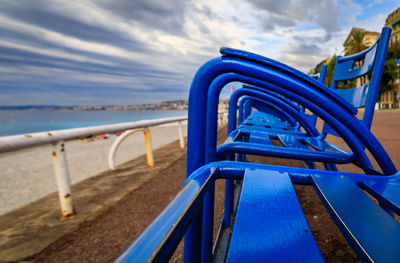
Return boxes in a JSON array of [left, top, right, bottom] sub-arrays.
[[308, 58, 330, 75], [385, 7, 400, 47], [380, 7, 400, 109], [380, 86, 398, 109], [343, 27, 379, 54]]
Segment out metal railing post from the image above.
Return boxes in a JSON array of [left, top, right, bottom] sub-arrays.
[[178, 121, 185, 149], [144, 128, 154, 168], [51, 140, 75, 217], [108, 129, 145, 170]]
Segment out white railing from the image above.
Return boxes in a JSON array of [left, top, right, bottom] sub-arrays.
[[0, 113, 228, 217], [0, 116, 186, 217]]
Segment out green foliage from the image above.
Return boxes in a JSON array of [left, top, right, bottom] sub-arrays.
[[324, 55, 337, 87], [312, 32, 400, 99], [345, 31, 369, 56], [380, 43, 400, 96], [380, 58, 397, 96], [387, 42, 400, 60]]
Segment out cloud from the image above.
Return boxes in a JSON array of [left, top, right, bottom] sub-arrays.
[[0, 0, 397, 106], [368, 0, 383, 8], [98, 0, 190, 36], [247, 0, 342, 33]]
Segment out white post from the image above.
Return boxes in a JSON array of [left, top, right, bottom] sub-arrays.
[[178, 121, 185, 149], [51, 140, 75, 217]]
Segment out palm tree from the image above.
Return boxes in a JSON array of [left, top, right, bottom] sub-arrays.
[[345, 31, 369, 56], [343, 30, 370, 88]]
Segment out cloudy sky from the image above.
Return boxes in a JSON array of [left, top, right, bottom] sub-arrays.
[[0, 0, 399, 106]]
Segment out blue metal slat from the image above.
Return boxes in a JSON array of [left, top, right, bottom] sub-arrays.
[[278, 134, 310, 149], [363, 179, 400, 215], [248, 131, 273, 145], [311, 174, 400, 263], [226, 169, 324, 263]]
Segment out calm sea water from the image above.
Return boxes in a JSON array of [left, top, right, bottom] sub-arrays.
[[0, 109, 188, 137]]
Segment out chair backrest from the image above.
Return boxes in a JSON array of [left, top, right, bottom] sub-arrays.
[[309, 64, 327, 84], [323, 27, 391, 136]]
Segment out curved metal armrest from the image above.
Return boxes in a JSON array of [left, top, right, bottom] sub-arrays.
[[220, 47, 357, 114]]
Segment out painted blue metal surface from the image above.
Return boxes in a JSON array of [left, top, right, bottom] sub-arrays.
[[332, 28, 390, 129], [116, 160, 400, 262], [226, 169, 323, 263], [208, 72, 391, 174], [219, 48, 357, 114], [309, 64, 327, 83], [217, 141, 354, 163], [187, 30, 393, 260], [333, 83, 369, 108], [238, 125, 307, 136], [240, 98, 295, 129], [116, 166, 218, 263], [248, 130, 273, 144], [114, 26, 399, 263], [311, 174, 400, 262], [242, 66, 325, 131], [227, 88, 320, 136], [236, 93, 313, 135], [363, 179, 400, 215], [240, 99, 297, 128], [216, 27, 392, 174], [183, 27, 394, 262]]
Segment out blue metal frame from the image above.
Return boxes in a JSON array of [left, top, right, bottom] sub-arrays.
[[239, 97, 298, 128], [116, 27, 394, 263], [239, 64, 326, 132], [116, 161, 400, 262], [185, 27, 392, 262], [230, 88, 319, 137]]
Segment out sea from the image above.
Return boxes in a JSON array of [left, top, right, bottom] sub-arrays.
[[0, 109, 188, 137]]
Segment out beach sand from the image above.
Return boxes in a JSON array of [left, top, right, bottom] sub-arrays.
[[0, 123, 187, 215]]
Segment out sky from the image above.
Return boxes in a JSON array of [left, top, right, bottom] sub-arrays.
[[0, 0, 399, 106]]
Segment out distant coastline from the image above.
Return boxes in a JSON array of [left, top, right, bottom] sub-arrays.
[[0, 100, 189, 111]]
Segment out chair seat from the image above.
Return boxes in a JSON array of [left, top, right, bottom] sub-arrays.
[[311, 174, 400, 262], [226, 169, 323, 263]]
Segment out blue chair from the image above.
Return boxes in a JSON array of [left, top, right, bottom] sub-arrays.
[[219, 27, 390, 171], [239, 65, 326, 132], [183, 27, 392, 262], [115, 27, 398, 263], [116, 162, 400, 263]]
